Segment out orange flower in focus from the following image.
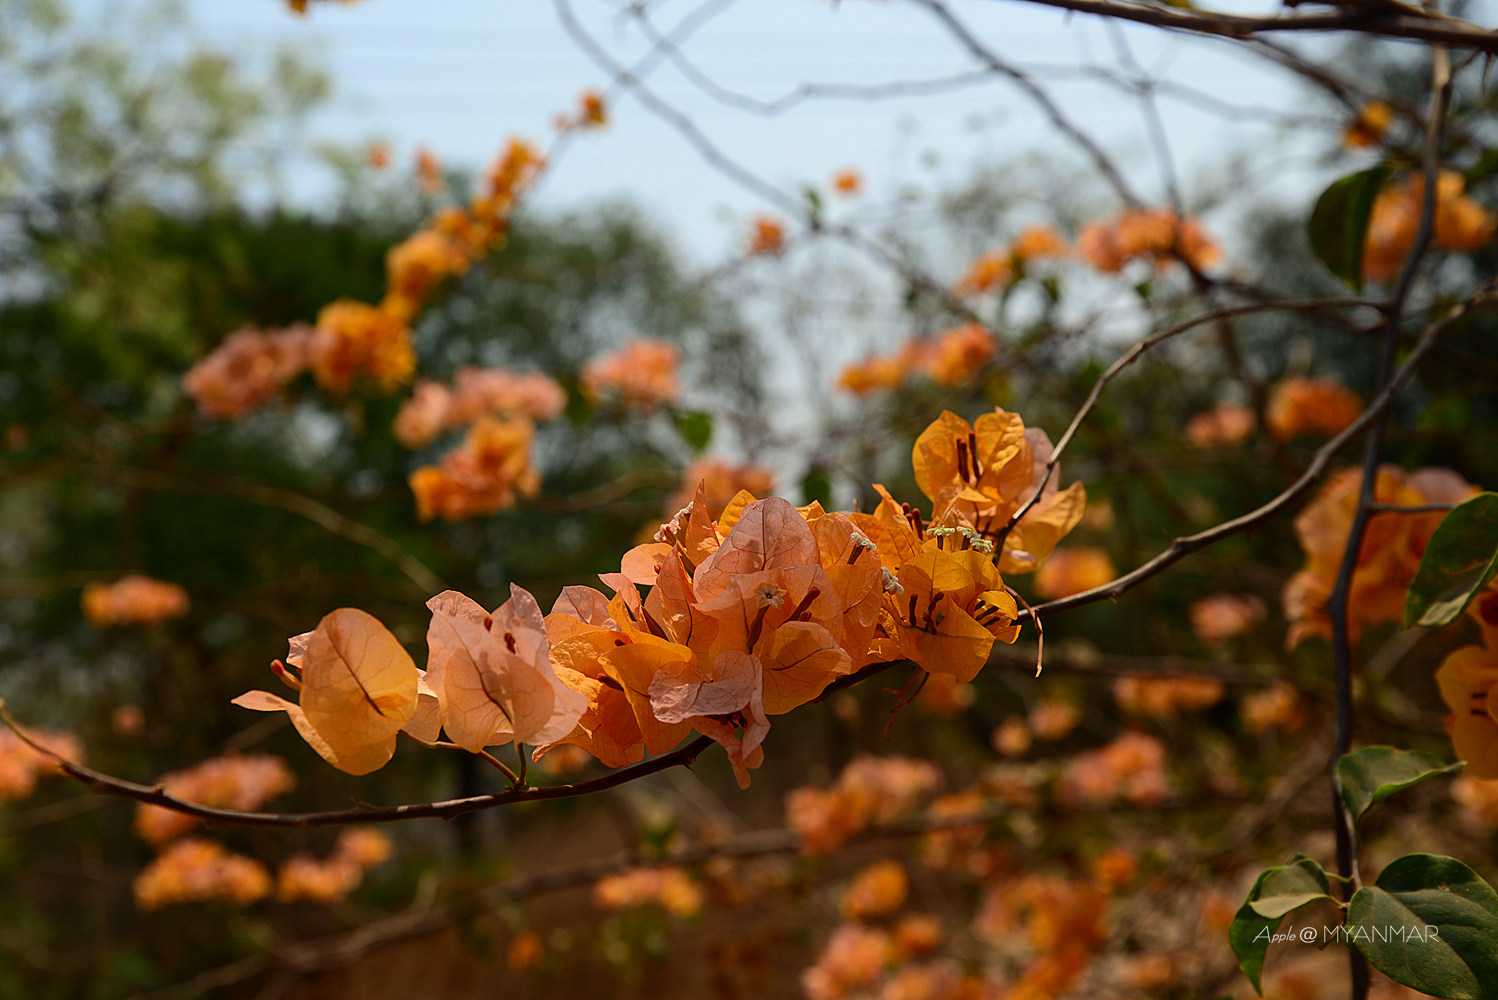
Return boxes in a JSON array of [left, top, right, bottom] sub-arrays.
[[748, 215, 786, 256], [592, 866, 704, 918], [133, 838, 271, 911], [1344, 101, 1394, 148], [842, 859, 909, 921], [927, 323, 997, 386], [832, 169, 862, 195], [1186, 402, 1256, 449], [664, 458, 775, 521], [1113, 674, 1224, 718], [135, 754, 295, 845], [1266, 376, 1362, 441], [1364, 171, 1496, 282], [1032, 547, 1115, 600], [1189, 592, 1266, 642], [1281, 465, 1476, 647], [309, 299, 416, 394], [0, 727, 84, 802], [1240, 681, 1306, 735], [581, 337, 680, 410], [409, 415, 541, 522], [182, 324, 312, 419], [1078, 207, 1219, 273], [82, 575, 189, 627]]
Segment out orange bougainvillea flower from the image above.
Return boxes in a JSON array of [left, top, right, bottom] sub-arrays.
[[133, 838, 271, 911], [1078, 206, 1219, 273], [1282, 465, 1476, 648], [841, 859, 909, 922], [1189, 592, 1266, 642], [1240, 680, 1306, 735], [912, 409, 1086, 574], [1113, 674, 1224, 718], [748, 215, 786, 256], [308, 298, 416, 394], [233, 608, 421, 776], [1364, 170, 1497, 282], [1344, 100, 1394, 148], [0, 727, 84, 802], [383, 230, 470, 316], [927, 323, 997, 386], [835, 355, 906, 396], [893, 547, 1018, 683], [955, 252, 1014, 297], [593, 866, 704, 917], [581, 337, 680, 411], [663, 458, 774, 522], [801, 923, 893, 1000], [1031, 545, 1115, 600], [831, 168, 862, 195], [1437, 642, 1498, 778], [955, 226, 1067, 296], [135, 755, 295, 846], [82, 575, 189, 627], [1265, 376, 1362, 441], [182, 324, 313, 419], [393, 368, 564, 449], [1185, 402, 1256, 449], [408, 415, 541, 522], [424, 587, 587, 752]]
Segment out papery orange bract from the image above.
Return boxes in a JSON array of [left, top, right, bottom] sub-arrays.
[[581, 337, 680, 410], [309, 298, 416, 394], [1436, 643, 1498, 778], [1189, 592, 1266, 642], [1113, 674, 1224, 718], [134, 754, 295, 845], [1364, 170, 1497, 282], [132, 838, 271, 911], [0, 727, 84, 801], [182, 324, 312, 419], [1078, 206, 1219, 272], [648, 648, 770, 788], [1185, 402, 1255, 449], [592, 866, 704, 918], [1265, 376, 1362, 441], [893, 548, 1018, 683], [842, 859, 909, 922], [1281, 465, 1476, 648], [81, 575, 189, 627], [425, 586, 587, 751], [233, 608, 419, 776], [1031, 546, 1115, 600]]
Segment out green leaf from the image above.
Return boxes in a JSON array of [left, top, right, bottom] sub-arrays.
[[1231, 856, 1335, 995], [1406, 492, 1498, 628], [1346, 854, 1498, 999], [1308, 166, 1390, 290], [1338, 746, 1464, 819], [672, 411, 713, 451], [800, 467, 832, 510]]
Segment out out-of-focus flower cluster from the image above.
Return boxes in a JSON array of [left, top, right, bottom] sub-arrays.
[[1185, 402, 1255, 449], [1189, 592, 1266, 642], [134, 754, 296, 845], [1077, 207, 1219, 273], [552, 88, 608, 132], [1266, 376, 1362, 442], [1113, 674, 1224, 719], [1283, 464, 1477, 648], [786, 755, 942, 855], [836, 323, 997, 396], [394, 367, 566, 449], [81, 575, 189, 628], [0, 727, 84, 801], [276, 827, 393, 904], [954, 225, 1067, 296], [592, 865, 704, 918], [1240, 681, 1306, 735], [133, 838, 272, 911], [1032, 546, 1115, 600], [409, 416, 542, 522], [1060, 730, 1169, 807], [663, 458, 776, 522], [1344, 100, 1394, 148], [1364, 170, 1496, 283], [747, 215, 786, 256], [581, 337, 681, 411]]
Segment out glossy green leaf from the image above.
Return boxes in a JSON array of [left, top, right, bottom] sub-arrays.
[[673, 411, 713, 451], [1338, 746, 1464, 819], [1406, 492, 1498, 628], [1346, 854, 1498, 999], [1308, 166, 1390, 290], [1231, 855, 1335, 994]]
